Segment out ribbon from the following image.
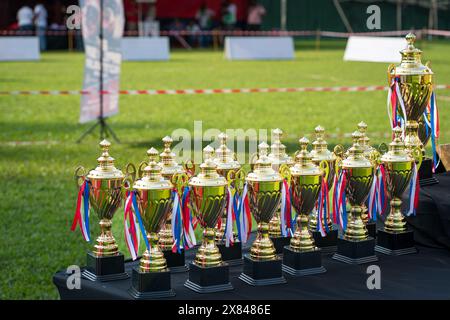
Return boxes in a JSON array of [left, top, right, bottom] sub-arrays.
[[171, 188, 183, 253], [224, 186, 235, 247], [407, 162, 420, 216], [131, 191, 150, 252], [280, 179, 293, 237], [387, 77, 407, 138], [124, 191, 140, 260], [238, 183, 252, 243], [429, 92, 440, 172], [71, 180, 91, 242], [181, 186, 197, 249], [316, 177, 329, 237], [333, 169, 347, 231]]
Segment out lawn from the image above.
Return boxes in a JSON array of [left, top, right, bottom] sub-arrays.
[[0, 39, 449, 299]]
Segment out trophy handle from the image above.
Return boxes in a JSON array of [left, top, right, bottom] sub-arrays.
[[138, 161, 148, 179], [279, 164, 291, 184], [125, 163, 137, 183], [387, 64, 396, 85], [172, 172, 189, 195], [333, 144, 345, 159], [226, 169, 236, 188], [319, 160, 329, 182], [122, 175, 133, 194], [411, 147, 423, 170], [378, 143, 389, 155], [234, 168, 246, 195], [184, 159, 195, 177], [249, 153, 258, 171], [74, 166, 86, 189]]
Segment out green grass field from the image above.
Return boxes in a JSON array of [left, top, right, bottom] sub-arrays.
[[1, 39, 449, 299]]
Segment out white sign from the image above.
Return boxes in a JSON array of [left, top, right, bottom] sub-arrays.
[[121, 37, 169, 61], [0, 37, 40, 61], [79, 0, 124, 124], [344, 36, 406, 63], [225, 37, 294, 60]]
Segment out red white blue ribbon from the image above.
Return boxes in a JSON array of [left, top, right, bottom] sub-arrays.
[[124, 191, 140, 260], [316, 176, 329, 237], [424, 92, 440, 172], [181, 186, 197, 249], [131, 191, 150, 252], [333, 169, 347, 230], [237, 183, 252, 243], [224, 186, 235, 247], [387, 77, 407, 137], [280, 179, 293, 237], [407, 162, 420, 216], [366, 165, 387, 222], [71, 180, 91, 242], [171, 188, 184, 253]]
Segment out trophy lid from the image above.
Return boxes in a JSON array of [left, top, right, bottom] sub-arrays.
[[87, 140, 124, 180], [189, 146, 227, 187], [381, 126, 413, 163], [158, 136, 185, 177], [310, 125, 336, 162], [393, 33, 433, 76], [214, 132, 241, 171], [247, 142, 283, 182], [291, 137, 323, 176], [134, 147, 173, 190], [342, 131, 372, 168], [357, 121, 379, 161], [268, 128, 294, 166]]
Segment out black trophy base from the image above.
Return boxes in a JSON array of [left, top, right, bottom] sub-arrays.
[[128, 267, 175, 299], [419, 158, 439, 187], [184, 262, 233, 293], [270, 236, 292, 255], [239, 254, 287, 286], [375, 229, 418, 256], [82, 252, 129, 282], [163, 249, 189, 273], [367, 222, 377, 238], [282, 246, 326, 276], [332, 237, 378, 265], [217, 241, 243, 266], [312, 229, 338, 254]]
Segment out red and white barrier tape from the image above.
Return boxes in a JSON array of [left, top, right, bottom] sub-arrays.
[[1, 84, 449, 96]]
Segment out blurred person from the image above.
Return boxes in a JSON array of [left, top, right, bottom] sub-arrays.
[[187, 20, 201, 47], [124, 0, 138, 33], [34, 2, 48, 51], [247, 0, 265, 31], [221, 0, 237, 31], [17, 3, 34, 32], [195, 2, 215, 47]]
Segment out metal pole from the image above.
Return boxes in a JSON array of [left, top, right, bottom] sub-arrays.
[[281, 0, 287, 31], [99, 0, 104, 139], [396, 0, 402, 31]]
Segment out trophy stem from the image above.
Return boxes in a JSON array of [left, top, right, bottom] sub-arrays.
[[158, 219, 174, 250], [308, 211, 318, 232], [140, 232, 167, 273], [215, 215, 227, 243], [290, 214, 315, 252], [405, 121, 425, 155], [384, 198, 407, 233], [250, 222, 276, 261], [195, 227, 222, 267], [361, 205, 369, 224], [268, 211, 282, 237], [93, 218, 119, 257], [344, 205, 368, 241]]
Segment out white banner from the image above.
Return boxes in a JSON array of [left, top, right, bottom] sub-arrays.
[[343, 36, 406, 63], [79, 0, 124, 123]]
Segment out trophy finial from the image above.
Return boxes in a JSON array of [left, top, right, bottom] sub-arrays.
[[315, 125, 324, 137], [162, 136, 173, 149], [259, 141, 269, 155], [218, 132, 228, 144], [299, 137, 309, 150], [147, 147, 159, 163], [358, 121, 367, 133], [352, 130, 363, 145], [393, 126, 403, 140], [272, 128, 283, 141], [406, 33, 416, 46], [203, 145, 215, 162]]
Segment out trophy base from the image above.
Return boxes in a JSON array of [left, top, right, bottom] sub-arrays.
[[332, 237, 378, 265], [128, 267, 175, 299], [83, 252, 129, 282], [217, 242, 243, 266], [419, 158, 439, 187], [184, 262, 233, 293], [282, 246, 326, 276], [270, 236, 291, 255], [367, 222, 377, 238], [163, 249, 189, 273], [375, 229, 418, 256], [312, 229, 338, 254], [238, 254, 287, 286]]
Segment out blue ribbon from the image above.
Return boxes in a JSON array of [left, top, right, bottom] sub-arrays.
[[132, 191, 150, 251], [234, 190, 242, 242], [430, 92, 438, 171], [83, 180, 90, 240]]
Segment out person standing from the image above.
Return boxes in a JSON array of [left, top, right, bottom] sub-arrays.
[[247, 0, 266, 31], [17, 4, 34, 32], [196, 2, 215, 47], [222, 0, 237, 31], [34, 2, 48, 51]]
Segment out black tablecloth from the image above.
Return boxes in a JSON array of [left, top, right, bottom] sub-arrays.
[[53, 172, 450, 300]]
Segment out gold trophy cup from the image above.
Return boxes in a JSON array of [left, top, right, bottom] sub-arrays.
[[75, 140, 129, 282], [282, 137, 327, 276], [332, 131, 378, 264], [375, 127, 422, 255], [239, 142, 287, 286], [184, 146, 233, 293], [128, 148, 176, 298]]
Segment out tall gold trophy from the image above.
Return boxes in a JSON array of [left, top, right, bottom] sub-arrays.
[[239, 142, 287, 286], [357, 121, 380, 238], [282, 137, 327, 276], [268, 128, 294, 254], [184, 146, 233, 293], [128, 148, 176, 298], [157, 136, 189, 273], [74, 140, 129, 281], [332, 131, 378, 264], [213, 132, 243, 265], [375, 127, 422, 256], [388, 33, 436, 186], [309, 125, 338, 253]]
